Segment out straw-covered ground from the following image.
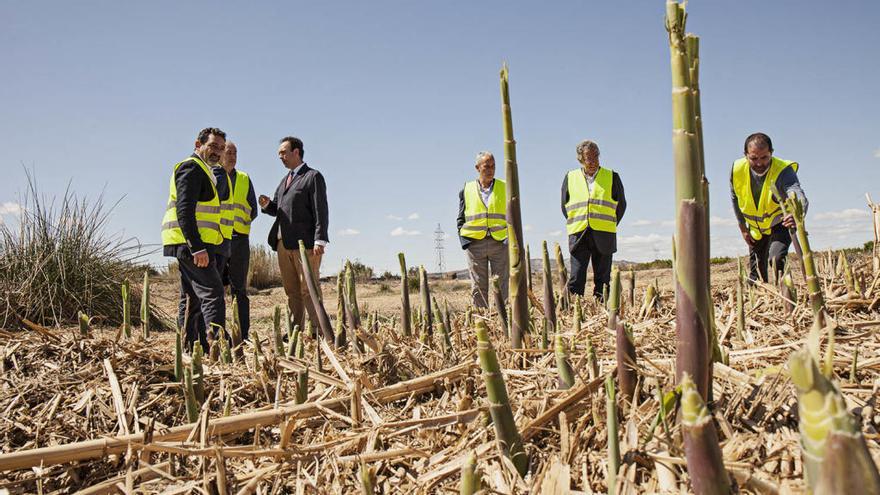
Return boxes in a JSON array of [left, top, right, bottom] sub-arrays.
[[1, 254, 879, 494]]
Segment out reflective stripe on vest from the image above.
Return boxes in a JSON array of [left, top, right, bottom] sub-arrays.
[[732, 156, 799, 241], [459, 179, 508, 241], [218, 171, 234, 240], [565, 167, 617, 235], [231, 170, 253, 235], [161, 156, 223, 246]]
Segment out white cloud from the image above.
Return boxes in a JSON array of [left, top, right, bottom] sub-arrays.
[[407, 212, 420, 220], [709, 216, 736, 227], [338, 228, 360, 236], [631, 219, 654, 227], [390, 226, 421, 237], [386, 214, 403, 221], [524, 224, 533, 232], [619, 233, 666, 246], [547, 230, 563, 237], [660, 220, 675, 227], [813, 208, 870, 221], [0, 202, 22, 215]]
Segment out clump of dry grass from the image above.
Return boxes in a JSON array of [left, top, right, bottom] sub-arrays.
[[0, 172, 148, 328], [248, 245, 282, 289]]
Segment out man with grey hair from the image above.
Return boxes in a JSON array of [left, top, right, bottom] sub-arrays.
[[219, 141, 258, 340], [561, 140, 626, 301], [457, 151, 509, 308]]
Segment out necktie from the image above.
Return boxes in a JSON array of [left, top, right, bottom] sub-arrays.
[[285, 171, 295, 189]]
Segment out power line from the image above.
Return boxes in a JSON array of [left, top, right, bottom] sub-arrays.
[[434, 223, 445, 273]]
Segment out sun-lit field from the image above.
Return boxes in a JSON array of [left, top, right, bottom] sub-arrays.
[[1, 249, 879, 493]]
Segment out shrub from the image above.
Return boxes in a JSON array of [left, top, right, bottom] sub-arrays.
[[249, 245, 282, 289], [0, 174, 147, 328], [348, 259, 374, 282]]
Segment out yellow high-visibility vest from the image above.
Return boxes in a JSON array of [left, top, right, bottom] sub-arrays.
[[218, 170, 234, 240], [161, 156, 223, 247], [459, 179, 508, 241], [731, 156, 799, 240], [565, 167, 617, 235], [231, 170, 253, 235]]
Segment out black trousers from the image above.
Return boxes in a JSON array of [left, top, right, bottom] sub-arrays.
[[176, 252, 225, 352], [749, 224, 792, 284], [567, 230, 613, 299], [226, 236, 251, 340]]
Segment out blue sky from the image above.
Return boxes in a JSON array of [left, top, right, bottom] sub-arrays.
[[2, 1, 878, 274]]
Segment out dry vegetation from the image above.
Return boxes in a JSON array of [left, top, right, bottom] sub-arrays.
[[1, 248, 879, 493], [3, 3, 879, 493]]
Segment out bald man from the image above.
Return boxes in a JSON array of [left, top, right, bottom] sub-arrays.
[[220, 141, 258, 340]]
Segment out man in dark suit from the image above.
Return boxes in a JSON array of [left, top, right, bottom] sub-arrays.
[[161, 127, 228, 351], [560, 140, 626, 301], [258, 136, 329, 331]]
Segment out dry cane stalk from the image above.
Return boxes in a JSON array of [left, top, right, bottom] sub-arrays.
[[297, 240, 335, 344]]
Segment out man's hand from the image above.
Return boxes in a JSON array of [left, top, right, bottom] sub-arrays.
[[740, 229, 755, 247], [193, 250, 210, 268], [258, 195, 271, 209], [313, 244, 325, 256], [781, 213, 796, 229]]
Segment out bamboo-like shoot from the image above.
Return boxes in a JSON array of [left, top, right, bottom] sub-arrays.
[[121, 279, 131, 338], [680, 373, 732, 495], [475, 320, 528, 476], [555, 334, 575, 389], [141, 270, 150, 339], [616, 322, 637, 405], [542, 240, 557, 337], [500, 64, 529, 350], [606, 374, 620, 495], [398, 253, 412, 337]]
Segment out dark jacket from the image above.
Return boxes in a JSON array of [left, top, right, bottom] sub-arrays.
[[262, 163, 329, 251], [163, 154, 219, 258], [456, 187, 470, 250], [560, 167, 627, 255]]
